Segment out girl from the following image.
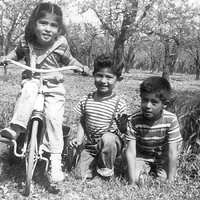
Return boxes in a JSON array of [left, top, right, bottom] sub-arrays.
[[0, 2, 89, 182]]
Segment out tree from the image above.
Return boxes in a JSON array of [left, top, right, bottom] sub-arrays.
[[74, 0, 199, 79], [0, 0, 43, 77], [68, 0, 200, 79], [78, 0, 155, 71], [0, 0, 43, 53], [67, 22, 111, 68], [142, 0, 199, 80], [139, 35, 163, 73], [184, 36, 200, 80], [179, 3, 200, 80]]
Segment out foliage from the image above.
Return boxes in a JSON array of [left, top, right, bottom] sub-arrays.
[[140, 0, 199, 78], [77, 0, 155, 72], [167, 92, 200, 154], [73, 0, 200, 78], [67, 22, 112, 67], [0, 101, 14, 130], [0, 0, 43, 53], [1, 0, 200, 79]]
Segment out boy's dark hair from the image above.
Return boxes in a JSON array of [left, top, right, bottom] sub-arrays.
[[140, 76, 171, 103], [25, 2, 63, 43], [93, 53, 124, 78]]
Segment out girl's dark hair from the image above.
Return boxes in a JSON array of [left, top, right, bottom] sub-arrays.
[[25, 2, 64, 43], [140, 76, 171, 103], [93, 53, 124, 78]]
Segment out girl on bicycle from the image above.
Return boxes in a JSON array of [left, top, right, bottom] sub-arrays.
[[0, 2, 89, 182]]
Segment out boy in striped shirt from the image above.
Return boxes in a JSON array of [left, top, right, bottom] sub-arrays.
[[126, 76, 182, 186], [70, 53, 127, 183]]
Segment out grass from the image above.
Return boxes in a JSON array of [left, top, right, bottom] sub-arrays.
[[1, 66, 200, 199]]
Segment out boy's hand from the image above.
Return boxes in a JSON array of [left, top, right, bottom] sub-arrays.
[[69, 138, 82, 149], [115, 114, 129, 133]]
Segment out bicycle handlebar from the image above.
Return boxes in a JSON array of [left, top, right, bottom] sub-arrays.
[[6, 59, 83, 73]]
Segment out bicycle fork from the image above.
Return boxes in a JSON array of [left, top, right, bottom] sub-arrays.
[[13, 92, 49, 174], [27, 92, 49, 173]]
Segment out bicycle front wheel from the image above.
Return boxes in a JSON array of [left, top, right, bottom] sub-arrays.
[[25, 120, 39, 196]]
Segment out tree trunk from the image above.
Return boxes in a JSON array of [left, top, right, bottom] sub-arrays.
[[162, 39, 170, 79], [196, 67, 200, 80], [162, 64, 170, 80], [195, 50, 200, 80], [162, 55, 173, 80], [113, 39, 125, 65], [0, 42, 7, 78], [124, 45, 135, 73], [161, 36, 179, 79], [150, 56, 156, 73]]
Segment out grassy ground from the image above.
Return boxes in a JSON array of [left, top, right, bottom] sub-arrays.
[[0, 66, 200, 199]]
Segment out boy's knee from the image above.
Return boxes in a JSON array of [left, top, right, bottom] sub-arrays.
[[101, 132, 116, 144], [100, 133, 123, 156], [74, 166, 94, 180], [74, 170, 82, 179]]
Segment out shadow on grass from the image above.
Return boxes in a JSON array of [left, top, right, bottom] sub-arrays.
[[114, 150, 128, 182], [0, 147, 61, 196]]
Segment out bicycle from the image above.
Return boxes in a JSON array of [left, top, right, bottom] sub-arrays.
[[0, 59, 83, 196]]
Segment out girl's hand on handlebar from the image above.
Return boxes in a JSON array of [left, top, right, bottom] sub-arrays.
[[82, 66, 91, 76], [74, 65, 91, 76], [0, 56, 10, 66]]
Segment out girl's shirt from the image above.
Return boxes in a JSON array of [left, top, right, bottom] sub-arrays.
[[74, 93, 127, 142], [6, 35, 84, 80]]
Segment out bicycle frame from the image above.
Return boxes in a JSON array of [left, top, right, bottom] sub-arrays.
[[0, 59, 83, 196]]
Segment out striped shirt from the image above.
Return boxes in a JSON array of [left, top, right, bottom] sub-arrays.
[[7, 35, 83, 78], [126, 108, 182, 156], [74, 93, 127, 141]]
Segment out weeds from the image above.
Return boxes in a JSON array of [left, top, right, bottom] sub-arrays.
[[1, 70, 200, 199], [0, 101, 15, 129]]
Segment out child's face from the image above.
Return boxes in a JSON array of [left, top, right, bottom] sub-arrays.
[[94, 68, 119, 97], [141, 92, 164, 121], [35, 13, 59, 47]]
